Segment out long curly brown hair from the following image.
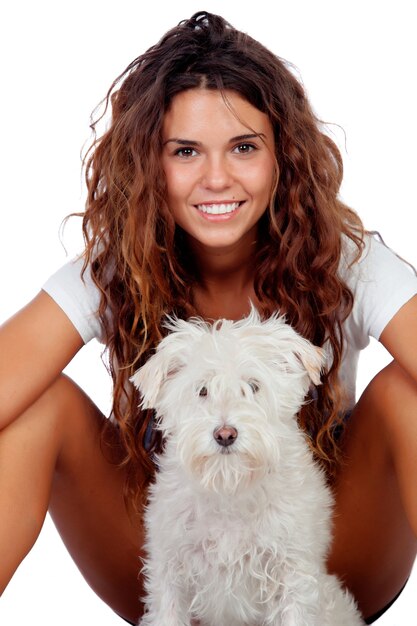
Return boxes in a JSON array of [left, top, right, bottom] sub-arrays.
[[80, 11, 365, 503]]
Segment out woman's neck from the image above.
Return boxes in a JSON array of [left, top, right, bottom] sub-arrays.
[[188, 237, 260, 321]]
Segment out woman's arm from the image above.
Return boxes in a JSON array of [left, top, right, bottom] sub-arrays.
[[0, 291, 84, 429], [379, 294, 417, 383]]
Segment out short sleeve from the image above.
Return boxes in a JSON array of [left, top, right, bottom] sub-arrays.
[[42, 256, 104, 344], [343, 234, 417, 341]]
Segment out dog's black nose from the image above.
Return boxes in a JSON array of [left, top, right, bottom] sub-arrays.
[[213, 425, 238, 447]]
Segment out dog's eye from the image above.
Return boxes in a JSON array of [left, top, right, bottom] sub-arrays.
[[198, 386, 208, 397], [248, 380, 260, 393]]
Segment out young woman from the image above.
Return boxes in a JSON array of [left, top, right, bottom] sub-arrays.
[[1, 11, 417, 625]]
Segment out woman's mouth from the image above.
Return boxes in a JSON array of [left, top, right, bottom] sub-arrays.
[[195, 201, 243, 215]]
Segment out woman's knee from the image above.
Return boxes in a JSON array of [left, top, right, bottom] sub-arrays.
[[45, 375, 108, 469], [0, 373, 107, 505], [0, 374, 79, 474], [340, 358, 417, 472], [11, 373, 97, 436], [361, 358, 416, 406]]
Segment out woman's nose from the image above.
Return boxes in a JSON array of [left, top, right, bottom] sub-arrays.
[[200, 155, 233, 190]]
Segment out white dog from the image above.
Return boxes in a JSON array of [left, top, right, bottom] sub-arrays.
[[131, 308, 364, 626]]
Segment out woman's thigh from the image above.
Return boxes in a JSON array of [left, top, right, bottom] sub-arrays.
[[328, 360, 417, 619], [44, 376, 145, 624]]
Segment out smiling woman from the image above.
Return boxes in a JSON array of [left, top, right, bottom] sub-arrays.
[[1, 7, 417, 626], [161, 89, 277, 256]]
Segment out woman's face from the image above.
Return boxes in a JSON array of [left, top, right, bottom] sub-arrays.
[[161, 88, 277, 256]]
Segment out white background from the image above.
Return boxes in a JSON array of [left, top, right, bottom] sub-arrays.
[[1, 0, 416, 623]]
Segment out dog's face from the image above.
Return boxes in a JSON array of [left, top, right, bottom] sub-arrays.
[[131, 308, 324, 495]]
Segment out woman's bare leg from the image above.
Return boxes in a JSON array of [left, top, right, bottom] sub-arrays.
[[328, 360, 417, 619], [0, 375, 144, 623], [5, 363, 417, 623]]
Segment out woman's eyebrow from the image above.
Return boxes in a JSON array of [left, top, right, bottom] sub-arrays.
[[229, 133, 266, 142], [163, 133, 266, 146], [163, 138, 202, 146]]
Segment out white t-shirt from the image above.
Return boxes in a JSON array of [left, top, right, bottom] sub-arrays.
[[42, 234, 417, 410]]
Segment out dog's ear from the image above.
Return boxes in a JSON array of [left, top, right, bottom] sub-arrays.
[[130, 338, 185, 409], [130, 355, 163, 409], [295, 341, 325, 386], [130, 315, 209, 408]]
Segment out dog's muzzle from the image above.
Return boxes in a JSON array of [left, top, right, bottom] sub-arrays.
[[213, 425, 238, 447]]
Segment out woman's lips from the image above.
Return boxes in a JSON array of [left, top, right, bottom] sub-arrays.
[[194, 201, 244, 220], [195, 201, 241, 215]]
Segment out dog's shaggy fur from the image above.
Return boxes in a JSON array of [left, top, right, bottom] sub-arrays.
[[131, 309, 365, 625]]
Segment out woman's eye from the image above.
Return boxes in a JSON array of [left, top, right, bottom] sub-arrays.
[[234, 143, 256, 155], [174, 147, 197, 158]]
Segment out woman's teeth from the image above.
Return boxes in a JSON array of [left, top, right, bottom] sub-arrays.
[[196, 202, 240, 215]]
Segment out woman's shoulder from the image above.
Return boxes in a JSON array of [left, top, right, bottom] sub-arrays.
[[42, 254, 105, 344], [340, 231, 417, 340], [340, 231, 416, 280]]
